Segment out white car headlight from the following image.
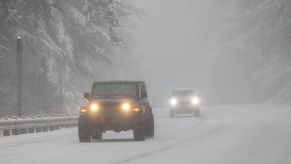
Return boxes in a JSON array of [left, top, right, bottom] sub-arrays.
[[191, 97, 200, 105], [170, 98, 178, 106]]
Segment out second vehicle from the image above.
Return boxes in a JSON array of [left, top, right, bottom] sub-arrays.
[[169, 88, 201, 117]]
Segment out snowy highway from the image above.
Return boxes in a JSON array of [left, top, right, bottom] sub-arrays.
[[0, 105, 291, 164], [1, 1, 290, 164]]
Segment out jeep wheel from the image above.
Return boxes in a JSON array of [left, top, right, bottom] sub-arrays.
[[78, 117, 91, 142], [145, 113, 155, 138], [92, 131, 103, 140], [133, 122, 145, 141]]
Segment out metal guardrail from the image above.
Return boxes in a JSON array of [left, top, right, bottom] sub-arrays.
[[0, 114, 78, 137]]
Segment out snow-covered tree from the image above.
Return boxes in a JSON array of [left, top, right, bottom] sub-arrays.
[[235, 0, 291, 103], [0, 0, 140, 116]]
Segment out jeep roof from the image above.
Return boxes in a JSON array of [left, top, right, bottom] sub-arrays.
[[90, 81, 147, 98]]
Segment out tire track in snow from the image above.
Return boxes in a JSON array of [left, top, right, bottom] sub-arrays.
[[6, 113, 188, 164], [0, 115, 180, 159], [118, 112, 224, 164]]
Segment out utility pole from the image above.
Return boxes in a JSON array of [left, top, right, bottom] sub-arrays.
[[16, 36, 23, 116], [59, 54, 64, 112]]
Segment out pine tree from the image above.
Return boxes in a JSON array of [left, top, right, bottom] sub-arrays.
[[0, 0, 139, 116]]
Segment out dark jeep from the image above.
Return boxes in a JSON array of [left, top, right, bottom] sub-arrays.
[[78, 81, 154, 142]]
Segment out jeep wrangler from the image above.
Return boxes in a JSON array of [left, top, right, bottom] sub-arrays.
[[78, 81, 154, 142]]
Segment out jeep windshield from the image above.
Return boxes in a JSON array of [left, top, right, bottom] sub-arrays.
[[91, 83, 138, 98], [172, 89, 195, 97]]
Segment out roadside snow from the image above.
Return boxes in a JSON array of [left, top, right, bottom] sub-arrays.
[[0, 104, 291, 164]]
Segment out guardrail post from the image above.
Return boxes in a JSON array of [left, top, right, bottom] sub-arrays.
[[24, 128, 28, 134], [12, 129, 18, 135], [42, 126, 48, 132], [3, 130, 11, 136], [36, 127, 41, 133], [49, 126, 54, 131], [28, 128, 34, 133]]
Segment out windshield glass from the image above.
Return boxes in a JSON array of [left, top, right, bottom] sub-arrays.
[[91, 83, 138, 97], [172, 89, 195, 97]]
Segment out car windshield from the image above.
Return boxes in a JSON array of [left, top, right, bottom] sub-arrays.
[[172, 90, 195, 97], [91, 83, 138, 97]]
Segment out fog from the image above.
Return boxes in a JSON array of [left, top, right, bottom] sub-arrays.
[[132, 0, 291, 107], [132, 0, 225, 107], [0, 0, 290, 116]]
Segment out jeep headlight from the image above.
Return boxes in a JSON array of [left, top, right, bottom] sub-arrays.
[[90, 103, 99, 112], [121, 102, 131, 111], [170, 98, 178, 106], [191, 96, 200, 105]]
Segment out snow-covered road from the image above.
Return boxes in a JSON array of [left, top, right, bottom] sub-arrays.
[[0, 105, 291, 164]]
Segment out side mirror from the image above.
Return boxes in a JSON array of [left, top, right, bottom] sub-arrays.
[[141, 92, 147, 99], [84, 92, 90, 100]]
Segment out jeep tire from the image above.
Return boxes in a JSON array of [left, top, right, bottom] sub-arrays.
[[78, 117, 91, 142], [92, 131, 103, 140], [145, 113, 155, 138], [133, 122, 145, 141]]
